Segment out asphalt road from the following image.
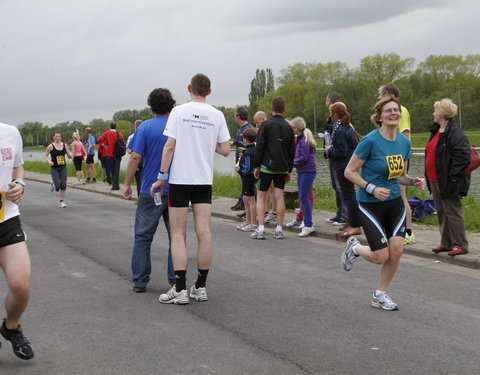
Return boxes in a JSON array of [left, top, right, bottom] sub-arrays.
[[1, 180, 479, 374]]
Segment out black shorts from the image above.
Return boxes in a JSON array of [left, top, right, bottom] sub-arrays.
[[73, 156, 83, 171], [258, 171, 287, 191], [0, 216, 26, 248], [86, 154, 94, 164], [241, 175, 256, 197], [168, 184, 212, 207], [358, 197, 406, 251]]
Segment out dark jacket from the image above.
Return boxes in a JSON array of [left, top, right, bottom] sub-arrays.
[[254, 115, 295, 173], [425, 119, 471, 198], [238, 143, 256, 176], [327, 121, 357, 171], [293, 132, 316, 173]]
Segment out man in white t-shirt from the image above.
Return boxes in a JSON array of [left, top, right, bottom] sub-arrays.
[[151, 74, 230, 304], [0, 122, 34, 360]]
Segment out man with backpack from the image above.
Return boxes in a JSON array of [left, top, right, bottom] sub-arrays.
[[100, 122, 125, 190]]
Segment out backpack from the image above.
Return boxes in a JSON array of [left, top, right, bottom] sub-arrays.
[[114, 132, 126, 158], [407, 196, 436, 220]]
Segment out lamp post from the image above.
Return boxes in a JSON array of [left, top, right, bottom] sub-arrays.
[[456, 83, 463, 129], [312, 100, 317, 136]]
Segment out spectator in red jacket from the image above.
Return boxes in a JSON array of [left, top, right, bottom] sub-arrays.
[[100, 122, 124, 190]]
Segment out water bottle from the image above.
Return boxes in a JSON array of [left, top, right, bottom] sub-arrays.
[[324, 131, 331, 146], [154, 192, 162, 206]]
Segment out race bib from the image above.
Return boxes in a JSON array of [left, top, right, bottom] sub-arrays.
[[386, 154, 405, 179], [56, 155, 65, 165], [0, 192, 4, 222]]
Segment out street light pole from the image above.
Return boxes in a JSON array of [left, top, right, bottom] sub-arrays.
[[312, 100, 317, 136], [456, 83, 463, 129]]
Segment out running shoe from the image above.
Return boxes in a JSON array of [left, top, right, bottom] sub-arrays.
[[250, 230, 266, 240], [404, 233, 415, 245], [0, 320, 34, 360], [285, 219, 302, 228], [432, 246, 451, 253], [325, 216, 339, 223], [448, 247, 469, 256], [341, 236, 359, 271], [158, 286, 189, 305], [332, 219, 347, 226], [236, 222, 248, 230], [241, 224, 258, 232], [189, 283, 208, 302], [274, 230, 284, 239], [265, 212, 277, 224], [298, 226, 315, 237], [371, 292, 399, 311], [59, 201, 67, 208]]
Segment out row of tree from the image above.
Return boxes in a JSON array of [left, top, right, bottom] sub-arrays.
[[18, 53, 480, 147]]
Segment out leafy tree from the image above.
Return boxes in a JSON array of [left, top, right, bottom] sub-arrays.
[[113, 108, 152, 123], [249, 68, 275, 116]]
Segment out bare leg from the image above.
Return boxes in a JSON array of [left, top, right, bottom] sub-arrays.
[[192, 204, 213, 269], [256, 191, 267, 226], [0, 242, 31, 329], [273, 188, 286, 227], [377, 237, 403, 291], [168, 207, 189, 270], [244, 196, 256, 224]]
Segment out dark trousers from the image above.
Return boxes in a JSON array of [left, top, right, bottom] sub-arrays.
[[329, 160, 347, 221], [335, 168, 361, 227], [106, 156, 121, 189]]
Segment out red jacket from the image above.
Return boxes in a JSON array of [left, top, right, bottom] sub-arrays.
[[100, 130, 124, 157]]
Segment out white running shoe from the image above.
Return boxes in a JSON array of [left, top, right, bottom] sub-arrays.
[[371, 292, 399, 311], [159, 287, 189, 305], [250, 230, 266, 240], [299, 221, 305, 229], [74, 181, 83, 185], [241, 224, 258, 232], [59, 202, 67, 208], [298, 226, 315, 237], [265, 212, 277, 224], [274, 230, 284, 239], [236, 222, 248, 230], [341, 236, 359, 271], [286, 219, 302, 228], [189, 284, 208, 302]]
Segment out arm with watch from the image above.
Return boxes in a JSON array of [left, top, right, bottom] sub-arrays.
[[149, 137, 176, 198], [6, 166, 26, 204]]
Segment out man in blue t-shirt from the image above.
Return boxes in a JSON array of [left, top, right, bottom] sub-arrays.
[[84, 127, 97, 183], [123, 88, 176, 293]]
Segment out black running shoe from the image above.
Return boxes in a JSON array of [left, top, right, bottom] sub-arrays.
[[0, 320, 34, 360]]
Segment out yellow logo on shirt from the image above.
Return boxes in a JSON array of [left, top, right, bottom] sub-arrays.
[[386, 154, 404, 179], [56, 155, 65, 165], [0, 192, 4, 222]]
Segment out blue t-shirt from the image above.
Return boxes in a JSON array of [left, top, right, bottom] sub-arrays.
[[128, 116, 169, 196], [86, 135, 96, 156], [355, 129, 411, 203]]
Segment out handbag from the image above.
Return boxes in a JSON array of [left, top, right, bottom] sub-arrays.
[[465, 145, 480, 175], [81, 147, 86, 157]]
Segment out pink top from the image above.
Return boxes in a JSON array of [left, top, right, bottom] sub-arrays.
[[71, 140, 84, 157]]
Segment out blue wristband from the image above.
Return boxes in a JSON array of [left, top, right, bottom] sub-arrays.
[[157, 172, 169, 181]]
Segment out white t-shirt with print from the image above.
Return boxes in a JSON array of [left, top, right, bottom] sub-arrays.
[[0, 122, 23, 222], [164, 101, 230, 185]]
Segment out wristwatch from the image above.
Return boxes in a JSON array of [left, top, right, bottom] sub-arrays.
[[12, 178, 26, 187], [157, 171, 169, 180]]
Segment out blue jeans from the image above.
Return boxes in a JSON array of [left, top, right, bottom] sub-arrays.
[[132, 194, 175, 287], [106, 156, 121, 189], [297, 171, 316, 228], [329, 160, 347, 221]]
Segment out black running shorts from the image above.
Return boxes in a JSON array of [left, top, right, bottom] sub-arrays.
[[0, 216, 26, 248], [241, 175, 256, 197], [168, 184, 212, 207], [258, 172, 287, 192], [86, 154, 94, 164]]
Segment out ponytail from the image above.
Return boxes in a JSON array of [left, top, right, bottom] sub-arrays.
[[303, 128, 316, 148]]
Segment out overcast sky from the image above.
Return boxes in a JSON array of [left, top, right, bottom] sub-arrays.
[[1, 0, 479, 127]]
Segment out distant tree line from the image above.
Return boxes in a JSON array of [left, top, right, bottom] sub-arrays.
[[18, 54, 480, 147]]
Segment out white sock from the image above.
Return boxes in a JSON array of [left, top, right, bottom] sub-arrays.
[[276, 225, 282, 232], [258, 225, 265, 232], [375, 290, 385, 297], [352, 244, 359, 256]]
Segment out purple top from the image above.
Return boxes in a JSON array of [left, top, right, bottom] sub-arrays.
[[293, 133, 316, 173]]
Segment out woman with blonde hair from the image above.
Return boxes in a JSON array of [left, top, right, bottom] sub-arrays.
[[425, 98, 471, 256], [291, 117, 317, 237], [71, 131, 86, 185]]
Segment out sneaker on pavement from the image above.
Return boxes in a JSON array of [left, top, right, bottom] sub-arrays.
[[325, 216, 339, 223], [250, 230, 266, 240], [59, 201, 67, 208], [190, 283, 208, 302], [371, 292, 399, 311], [286, 219, 302, 228], [298, 226, 315, 237], [158, 286, 189, 305], [265, 212, 277, 224], [299, 221, 305, 229], [236, 222, 248, 230], [274, 230, 284, 239], [241, 224, 258, 232], [0, 320, 34, 360], [332, 219, 347, 226], [341, 236, 359, 271], [404, 233, 415, 245]]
